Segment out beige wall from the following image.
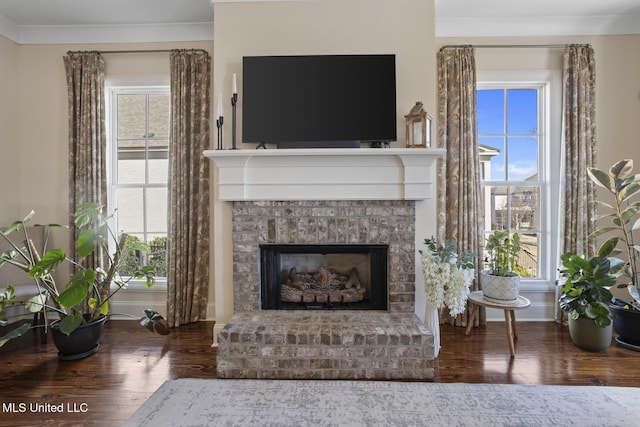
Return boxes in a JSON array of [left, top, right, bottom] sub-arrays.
[[0, 35, 20, 223], [211, 0, 436, 327], [214, 0, 436, 150]]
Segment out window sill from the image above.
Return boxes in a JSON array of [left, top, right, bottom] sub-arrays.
[[111, 279, 168, 292]]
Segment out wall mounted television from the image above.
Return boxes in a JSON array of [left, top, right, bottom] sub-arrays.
[[242, 54, 397, 148]]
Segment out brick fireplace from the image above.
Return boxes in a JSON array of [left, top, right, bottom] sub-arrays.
[[205, 148, 444, 379], [232, 200, 415, 313]]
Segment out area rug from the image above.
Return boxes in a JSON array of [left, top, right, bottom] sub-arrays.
[[124, 379, 640, 427]]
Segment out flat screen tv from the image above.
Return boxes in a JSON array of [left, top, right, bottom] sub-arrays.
[[242, 54, 396, 148]]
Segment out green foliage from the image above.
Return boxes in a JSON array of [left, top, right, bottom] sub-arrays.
[[588, 159, 640, 289], [484, 230, 521, 277], [0, 202, 161, 347], [513, 265, 533, 277], [558, 253, 615, 328], [118, 235, 166, 278], [421, 237, 475, 270], [148, 236, 167, 277]]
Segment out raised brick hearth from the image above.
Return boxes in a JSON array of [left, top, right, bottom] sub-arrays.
[[217, 311, 435, 380]]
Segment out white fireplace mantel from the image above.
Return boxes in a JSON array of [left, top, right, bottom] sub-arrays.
[[203, 148, 445, 201]]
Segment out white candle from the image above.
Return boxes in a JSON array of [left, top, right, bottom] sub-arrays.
[[217, 92, 223, 118], [232, 73, 237, 94]]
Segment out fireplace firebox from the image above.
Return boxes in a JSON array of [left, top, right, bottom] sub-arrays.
[[260, 244, 388, 310]]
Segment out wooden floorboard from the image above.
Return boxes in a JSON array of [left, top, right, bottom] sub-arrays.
[[1, 319, 639, 426]]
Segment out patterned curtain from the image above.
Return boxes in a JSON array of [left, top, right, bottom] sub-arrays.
[[63, 51, 107, 270], [556, 44, 597, 323], [167, 50, 211, 327], [436, 46, 484, 327]]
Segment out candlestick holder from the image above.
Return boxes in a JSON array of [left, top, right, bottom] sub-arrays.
[[216, 116, 224, 150], [231, 93, 238, 150]]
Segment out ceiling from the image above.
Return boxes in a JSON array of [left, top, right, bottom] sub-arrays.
[[0, 0, 639, 44]]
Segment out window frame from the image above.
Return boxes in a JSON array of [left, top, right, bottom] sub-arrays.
[[106, 84, 171, 284], [477, 70, 561, 292]]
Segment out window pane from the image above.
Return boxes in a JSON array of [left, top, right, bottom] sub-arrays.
[[479, 136, 505, 181], [507, 136, 538, 181], [510, 186, 539, 230], [477, 89, 504, 134], [516, 233, 539, 277], [117, 139, 147, 184], [148, 94, 170, 138], [117, 94, 146, 138], [146, 188, 168, 233], [116, 188, 144, 232], [487, 186, 510, 231], [507, 89, 537, 134], [117, 158, 145, 184], [148, 154, 169, 184]]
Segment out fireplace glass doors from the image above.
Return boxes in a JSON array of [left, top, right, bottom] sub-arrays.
[[260, 244, 388, 310]]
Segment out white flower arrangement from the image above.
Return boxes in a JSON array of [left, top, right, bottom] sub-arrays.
[[420, 237, 476, 317]]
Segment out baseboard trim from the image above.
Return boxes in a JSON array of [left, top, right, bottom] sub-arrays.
[[212, 322, 225, 347]]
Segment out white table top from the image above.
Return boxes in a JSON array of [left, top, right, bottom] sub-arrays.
[[468, 290, 531, 310]]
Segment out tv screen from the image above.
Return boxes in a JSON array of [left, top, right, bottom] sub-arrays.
[[242, 54, 396, 148]]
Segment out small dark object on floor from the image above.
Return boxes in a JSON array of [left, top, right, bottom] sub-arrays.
[[140, 309, 170, 335]]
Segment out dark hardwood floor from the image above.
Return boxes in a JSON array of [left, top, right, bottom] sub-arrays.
[[1, 319, 639, 426]]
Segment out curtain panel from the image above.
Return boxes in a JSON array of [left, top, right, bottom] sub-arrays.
[[63, 51, 107, 271], [556, 44, 597, 323], [436, 46, 484, 327], [167, 50, 211, 327]]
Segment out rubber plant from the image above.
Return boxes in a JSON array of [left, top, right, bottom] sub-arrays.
[[587, 159, 640, 301]]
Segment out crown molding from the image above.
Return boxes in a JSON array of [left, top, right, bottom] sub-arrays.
[[436, 14, 640, 37], [0, 11, 19, 42], [0, 22, 213, 45]]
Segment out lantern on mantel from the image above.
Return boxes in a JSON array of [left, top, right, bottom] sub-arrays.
[[404, 102, 432, 148]]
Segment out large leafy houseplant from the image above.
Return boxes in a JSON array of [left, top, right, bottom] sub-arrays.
[[587, 159, 640, 299], [558, 252, 615, 328], [0, 202, 166, 348], [587, 159, 640, 348], [558, 251, 615, 351]]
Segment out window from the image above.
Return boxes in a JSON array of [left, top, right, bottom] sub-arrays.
[[107, 87, 170, 278], [477, 71, 561, 287]]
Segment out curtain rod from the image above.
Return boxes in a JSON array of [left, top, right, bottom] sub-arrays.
[[66, 49, 208, 55], [440, 44, 572, 51]]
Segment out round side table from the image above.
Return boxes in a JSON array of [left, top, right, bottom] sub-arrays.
[[465, 290, 531, 358]]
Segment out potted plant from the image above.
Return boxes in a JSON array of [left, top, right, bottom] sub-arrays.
[[587, 159, 640, 349], [420, 237, 476, 317], [0, 202, 168, 359], [558, 251, 615, 352], [481, 229, 521, 302]]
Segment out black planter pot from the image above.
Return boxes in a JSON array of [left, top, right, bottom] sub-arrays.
[[50, 315, 107, 360], [610, 302, 640, 350]]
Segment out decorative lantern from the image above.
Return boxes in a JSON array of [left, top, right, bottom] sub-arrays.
[[404, 102, 432, 148]]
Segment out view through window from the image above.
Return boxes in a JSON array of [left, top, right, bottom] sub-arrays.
[[477, 85, 544, 278], [108, 87, 170, 278]]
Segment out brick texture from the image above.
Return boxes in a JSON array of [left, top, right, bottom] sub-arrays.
[[219, 200, 435, 380]]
